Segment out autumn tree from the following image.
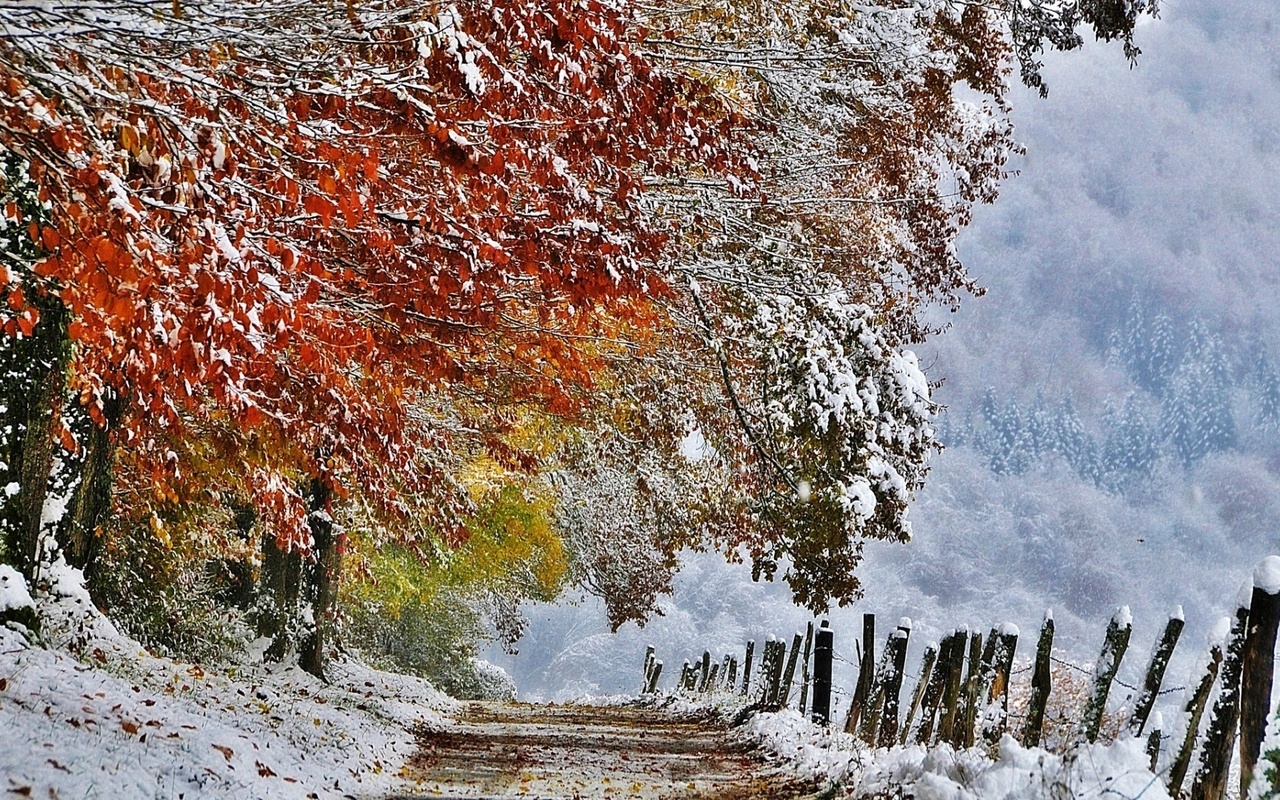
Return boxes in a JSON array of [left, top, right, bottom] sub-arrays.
[[0, 0, 745, 673]]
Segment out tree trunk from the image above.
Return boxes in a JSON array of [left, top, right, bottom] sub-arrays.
[[299, 476, 338, 680], [4, 300, 68, 582], [60, 393, 121, 595]]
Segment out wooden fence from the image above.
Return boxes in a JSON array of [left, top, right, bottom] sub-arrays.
[[641, 556, 1280, 800]]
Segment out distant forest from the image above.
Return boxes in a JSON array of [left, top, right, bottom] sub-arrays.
[[940, 293, 1280, 492]]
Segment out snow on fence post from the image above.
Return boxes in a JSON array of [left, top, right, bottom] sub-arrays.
[[780, 632, 804, 708], [706, 662, 720, 693], [720, 654, 731, 691], [845, 613, 876, 734], [1239, 556, 1280, 799], [1022, 612, 1055, 748], [877, 622, 911, 748], [1190, 601, 1251, 800], [680, 661, 692, 692], [913, 640, 949, 745], [727, 657, 738, 692], [1129, 608, 1186, 737], [799, 621, 815, 714], [1169, 643, 1222, 799], [901, 644, 937, 745], [646, 660, 663, 694], [938, 626, 968, 745], [812, 620, 833, 725], [957, 629, 984, 748], [1082, 606, 1133, 744], [982, 623, 1019, 745], [642, 645, 656, 693], [741, 640, 755, 696]]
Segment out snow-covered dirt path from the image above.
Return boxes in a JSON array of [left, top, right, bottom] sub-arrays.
[[392, 702, 824, 799]]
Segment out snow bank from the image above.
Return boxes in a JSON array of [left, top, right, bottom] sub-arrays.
[[744, 708, 1172, 800], [0, 560, 457, 799]]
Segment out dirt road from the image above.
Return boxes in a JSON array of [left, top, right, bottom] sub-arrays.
[[390, 702, 827, 799]]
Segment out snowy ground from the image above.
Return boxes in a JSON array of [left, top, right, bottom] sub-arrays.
[[745, 708, 1173, 800], [0, 560, 456, 800]]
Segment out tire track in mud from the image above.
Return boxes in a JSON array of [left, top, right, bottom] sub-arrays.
[[390, 702, 826, 799]]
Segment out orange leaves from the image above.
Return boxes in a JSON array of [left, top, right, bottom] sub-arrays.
[[303, 194, 336, 227], [0, 0, 753, 558]]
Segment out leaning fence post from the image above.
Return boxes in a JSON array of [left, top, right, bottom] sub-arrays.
[[1239, 557, 1280, 799], [758, 636, 777, 704], [799, 621, 814, 714], [862, 622, 909, 743], [1190, 601, 1251, 800], [1022, 612, 1055, 748], [846, 613, 876, 734], [741, 640, 755, 696], [1130, 607, 1186, 737], [769, 638, 787, 708], [780, 632, 803, 707], [902, 645, 937, 745], [812, 620, 833, 725], [877, 622, 911, 747], [1169, 643, 1223, 799], [646, 660, 663, 694], [1082, 606, 1132, 744], [916, 634, 955, 745], [727, 656, 738, 693]]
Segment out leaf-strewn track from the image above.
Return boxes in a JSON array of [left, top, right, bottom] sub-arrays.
[[390, 702, 824, 799]]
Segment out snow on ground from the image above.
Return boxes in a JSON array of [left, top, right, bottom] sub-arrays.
[[745, 708, 1172, 800], [0, 559, 457, 800]]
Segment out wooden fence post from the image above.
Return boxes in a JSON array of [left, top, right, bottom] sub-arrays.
[[780, 632, 803, 708], [957, 629, 984, 748], [719, 655, 731, 691], [1082, 606, 1132, 744], [799, 621, 814, 714], [646, 660, 663, 694], [877, 624, 910, 747], [758, 636, 776, 704], [902, 645, 937, 745], [1129, 608, 1185, 737], [938, 626, 968, 745], [742, 640, 755, 696], [727, 656, 738, 692], [982, 623, 1019, 744], [1147, 711, 1164, 772], [697, 650, 712, 693], [1169, 643, 1222, 799], [1022, 612, 1054, 748], [1191, 603, 1251, 800], [1239, 557, 1280, 799], [812, 620, 833, 725], [915, 635, 955, 745], [642, 645, 656, 693], [770, 638, 787, 708], [846, 613, 876, 734]]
